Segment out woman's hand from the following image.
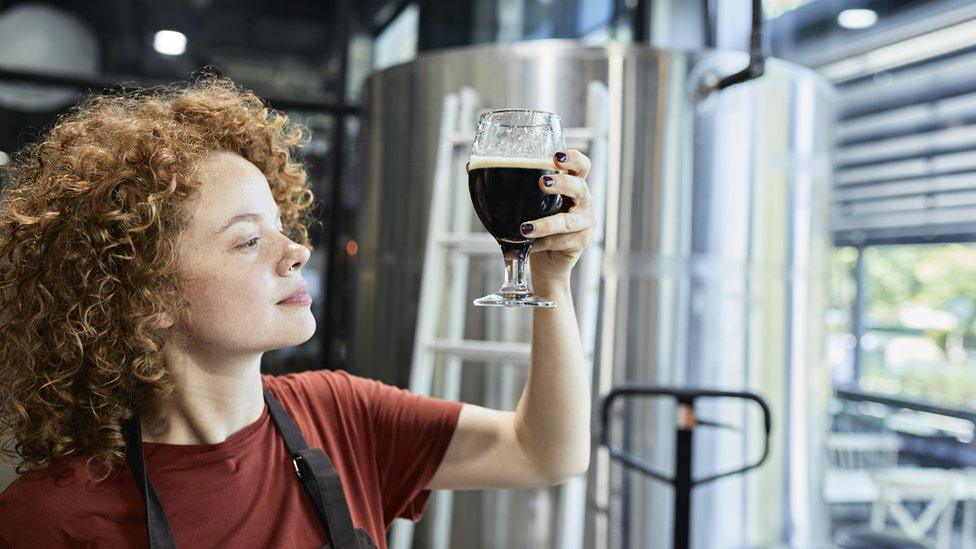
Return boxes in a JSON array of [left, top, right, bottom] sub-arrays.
[[429, 151, 597, 493], [522, 149, 597, 284]]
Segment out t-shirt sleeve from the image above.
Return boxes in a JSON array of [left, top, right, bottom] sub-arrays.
[[332, 371, 463, 525]]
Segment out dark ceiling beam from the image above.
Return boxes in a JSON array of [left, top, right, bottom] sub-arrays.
[[368, 0, 413, 36], [0, 67, 361, 116]]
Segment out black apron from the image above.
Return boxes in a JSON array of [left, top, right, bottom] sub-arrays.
[[121, 389, 377, 549]]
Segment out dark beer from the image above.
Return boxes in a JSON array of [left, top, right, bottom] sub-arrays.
[[467, 156, 563, 252]]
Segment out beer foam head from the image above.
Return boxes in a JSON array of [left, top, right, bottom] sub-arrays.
[[467, 155, 557, 171]]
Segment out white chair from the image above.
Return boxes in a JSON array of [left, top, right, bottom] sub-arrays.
[[827, 432, 900, 470], [824, 432, 902, 519], [870, 469, 960, 549]]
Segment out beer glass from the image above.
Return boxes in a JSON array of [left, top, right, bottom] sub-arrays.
[[467, 109, 565, 308]]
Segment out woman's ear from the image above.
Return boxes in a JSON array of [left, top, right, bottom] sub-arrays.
[[152, 313, 174, 331]]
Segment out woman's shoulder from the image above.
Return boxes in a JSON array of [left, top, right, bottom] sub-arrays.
[[0, 456, 128, 540], [1, 456, 126, 505], [260, 369, 381, 436], [261, 368, 376, 407]]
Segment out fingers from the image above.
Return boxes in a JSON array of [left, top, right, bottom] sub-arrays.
[[531, 231, 591, 253], [521, 211, 596, 239], [553, 149, 591, 180], [539, 173, 592, 209]]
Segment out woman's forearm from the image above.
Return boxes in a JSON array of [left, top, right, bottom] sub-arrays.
[[513, 276, 591, 482]]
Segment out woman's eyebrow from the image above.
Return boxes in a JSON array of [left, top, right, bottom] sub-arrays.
[[214, 208, 281, 235]]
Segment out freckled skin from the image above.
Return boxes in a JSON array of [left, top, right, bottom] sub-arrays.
[[172, 151, 315, 352], [139, 151, 314, 446]]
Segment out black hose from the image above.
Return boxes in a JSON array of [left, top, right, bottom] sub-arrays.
[[713, 0, 766, 90]]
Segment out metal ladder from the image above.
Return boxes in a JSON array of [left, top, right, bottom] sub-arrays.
[[390, 81, 609, 549]]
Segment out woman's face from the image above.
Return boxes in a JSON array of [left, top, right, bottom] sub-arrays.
[[167, 151, 315, 354]]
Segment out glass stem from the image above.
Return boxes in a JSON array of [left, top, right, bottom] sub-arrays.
[[500, 245, 531, 296]]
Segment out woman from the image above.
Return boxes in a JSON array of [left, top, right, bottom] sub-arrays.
[[0, 76, 596, 548]]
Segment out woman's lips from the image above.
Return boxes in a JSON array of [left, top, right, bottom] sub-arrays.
[[277, 288, 312, 306]]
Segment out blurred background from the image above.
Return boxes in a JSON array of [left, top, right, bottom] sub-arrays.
[[2, 0, 976, 548]]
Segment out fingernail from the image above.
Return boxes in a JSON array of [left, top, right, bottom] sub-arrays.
[[521, 223, 534, 235], [554, 151, 568, 163], [542, 175, 555, 187]]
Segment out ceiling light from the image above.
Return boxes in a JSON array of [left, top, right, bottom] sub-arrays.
[[153, 30, 186, 56], [837, 9, 878, 30]]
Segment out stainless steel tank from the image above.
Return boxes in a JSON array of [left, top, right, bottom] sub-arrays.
[[353, 40, 835, 549]]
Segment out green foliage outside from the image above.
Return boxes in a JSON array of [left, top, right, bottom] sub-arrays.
[[828, 244, 976, 409]]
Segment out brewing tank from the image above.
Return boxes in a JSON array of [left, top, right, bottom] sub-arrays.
[[353, 40, 835, 548]]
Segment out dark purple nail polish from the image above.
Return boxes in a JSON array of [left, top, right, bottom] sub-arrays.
[[521, 223, 534, 235], [555, 151, 568, 163], [543, 175, 555, 187]]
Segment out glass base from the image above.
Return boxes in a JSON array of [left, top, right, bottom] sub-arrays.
[[473, 292, 556, 308]]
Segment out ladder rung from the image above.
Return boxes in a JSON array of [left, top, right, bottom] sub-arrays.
[[428, 339, 531, 363], [437, 233, 499, 254]]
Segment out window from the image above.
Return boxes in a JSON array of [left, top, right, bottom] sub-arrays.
[[829, 243, 976, 409]]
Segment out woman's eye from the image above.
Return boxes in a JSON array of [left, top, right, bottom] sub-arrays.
[[238, 228, 290, 250], [238, 237, 260, 250]]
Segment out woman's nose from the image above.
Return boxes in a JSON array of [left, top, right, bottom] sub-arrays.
[[281, 243, 310, 273]]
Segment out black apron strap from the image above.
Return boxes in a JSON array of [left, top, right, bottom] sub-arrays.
[[264, 390, 360, 549], [122, 391, 369, 549], [122, 414, 177, 549]]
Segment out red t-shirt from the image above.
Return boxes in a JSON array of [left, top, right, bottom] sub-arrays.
[[0, 369, 463, 548]]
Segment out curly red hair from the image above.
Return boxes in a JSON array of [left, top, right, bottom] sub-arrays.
[[0, 75, 318, 480]]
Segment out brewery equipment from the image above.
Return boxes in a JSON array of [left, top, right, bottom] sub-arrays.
[[354, 37, 834, 549]]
